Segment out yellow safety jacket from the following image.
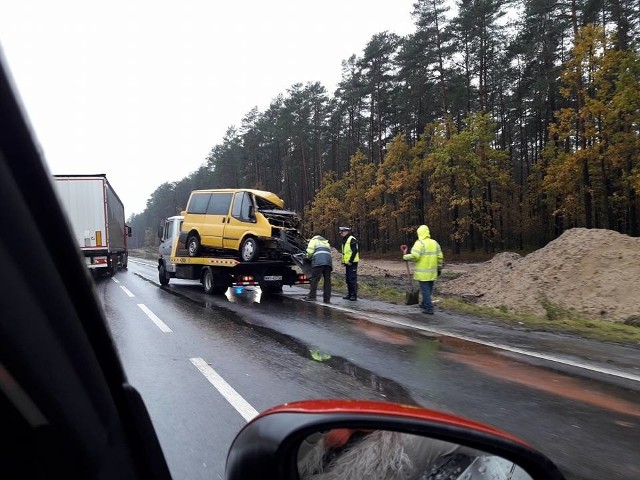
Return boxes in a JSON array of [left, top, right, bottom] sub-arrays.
[[306, 235, 332, 267], [402, 225, 443, 281], [341, 234, 360, 263]]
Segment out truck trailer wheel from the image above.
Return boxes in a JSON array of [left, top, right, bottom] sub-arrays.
[[107, 260, 115, 277], [187, 234, 201, 257], [239, 237, 259, 262], [202, 268, 215, 294], [158, 263, 170, 285]]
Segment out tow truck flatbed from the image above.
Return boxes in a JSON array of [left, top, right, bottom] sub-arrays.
[[159, 216, 309, 294]]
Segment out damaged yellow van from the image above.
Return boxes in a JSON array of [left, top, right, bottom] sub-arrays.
[[179, 189, 307, 262]]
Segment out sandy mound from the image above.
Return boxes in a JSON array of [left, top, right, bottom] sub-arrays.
[[439, 228, 640, 322]]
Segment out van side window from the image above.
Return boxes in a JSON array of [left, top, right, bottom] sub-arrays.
[[206, 193, 233, 215], [231, 192, 255, 222], [187, 193, 211, 214]]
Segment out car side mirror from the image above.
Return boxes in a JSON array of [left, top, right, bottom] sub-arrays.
[[126, 225, 132, 237], [157, 225, 163, 240], [226, 400, 565, 480]]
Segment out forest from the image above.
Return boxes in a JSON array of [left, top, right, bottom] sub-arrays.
[[129, 0, 640, 256]]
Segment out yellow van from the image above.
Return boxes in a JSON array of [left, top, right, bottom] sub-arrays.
[[179, 189, 307, 262]]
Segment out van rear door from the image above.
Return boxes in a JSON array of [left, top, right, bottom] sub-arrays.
[[182, 192, 211, 244]]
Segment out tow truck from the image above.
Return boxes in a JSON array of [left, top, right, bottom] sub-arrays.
[[158, 216, 309, 294]]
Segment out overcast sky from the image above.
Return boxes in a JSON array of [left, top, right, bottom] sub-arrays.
[[0, 1, 416, 216]]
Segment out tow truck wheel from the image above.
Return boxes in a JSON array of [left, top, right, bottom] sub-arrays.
[[202, 268, 214, 294], [159, 263, 170, 285], [240, 237, 259, 262], [262, 285, 283, 295], [187, 234, 200, 257]]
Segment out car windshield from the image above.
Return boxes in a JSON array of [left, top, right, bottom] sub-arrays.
[[1, 2, 639, 480]]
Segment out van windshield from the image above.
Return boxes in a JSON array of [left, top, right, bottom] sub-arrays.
[[255, 195, 285, 211]]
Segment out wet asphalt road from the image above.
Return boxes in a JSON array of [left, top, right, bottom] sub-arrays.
[[96, 259, 640, 480]]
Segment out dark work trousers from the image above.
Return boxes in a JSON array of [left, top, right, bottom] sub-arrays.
[[309, 265, 332, 302], [345, 263, 358, 298]]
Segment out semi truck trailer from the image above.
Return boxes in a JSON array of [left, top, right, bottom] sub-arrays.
[[54, 174, 131, 276]]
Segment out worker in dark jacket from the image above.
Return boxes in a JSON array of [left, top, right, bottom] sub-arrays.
[[339, 226, 359, 301], [304, 234, 333, 303]]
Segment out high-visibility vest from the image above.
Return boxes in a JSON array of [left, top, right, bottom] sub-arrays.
[[341, 235, 360, 263], [402, 225, 443, 281], [306, 236, 332, 267]]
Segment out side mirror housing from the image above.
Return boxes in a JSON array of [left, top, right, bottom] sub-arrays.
[[226, 400, 566, 480]]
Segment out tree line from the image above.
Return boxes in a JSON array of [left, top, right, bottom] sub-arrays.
[[129, 0, 640, 255]]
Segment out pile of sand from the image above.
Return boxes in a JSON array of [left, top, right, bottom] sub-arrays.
[[439, 228, 640, 322]]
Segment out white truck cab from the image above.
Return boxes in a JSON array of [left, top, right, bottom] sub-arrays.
[[158, 215, 183, 276]]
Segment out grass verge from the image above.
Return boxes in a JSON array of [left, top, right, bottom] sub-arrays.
[[350, 274, 640, 346], [438, 297, 640, 346]]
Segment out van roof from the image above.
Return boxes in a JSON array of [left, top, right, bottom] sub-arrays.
[[190, 189, 284, 208]]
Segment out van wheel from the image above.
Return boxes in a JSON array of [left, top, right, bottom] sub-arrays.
[[159, 263, 170, 285], [187, 234, 200, 257], [240, 237, 259, 262], [202, 268, 214, 294]]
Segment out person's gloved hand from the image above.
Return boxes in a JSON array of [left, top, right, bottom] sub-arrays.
[[400, 244, 408, 254], [437, 267, 442, 277]]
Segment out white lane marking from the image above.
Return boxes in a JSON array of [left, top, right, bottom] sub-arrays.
[[190, 357, 258, 422], [328, 304, 640, 383], [111, 277, 120, 283], [120, 286, 135, 297], [137, 304, 172, 333]]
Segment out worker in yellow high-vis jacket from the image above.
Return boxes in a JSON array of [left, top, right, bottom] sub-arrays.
[[304, 234, 333, 303], [401, 225, 443, 314], [339, 226, 359, 301]]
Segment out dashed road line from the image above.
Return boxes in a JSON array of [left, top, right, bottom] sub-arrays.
[[137, 304, 172, 332], [190, 357, 258, 421], [120, 286, 135, 297]]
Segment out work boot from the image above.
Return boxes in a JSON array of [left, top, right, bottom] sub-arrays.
[[303, 296, 316, 301], [342, 295, 351, 300], [423, 309, 434, 314], [348, 296, 357, 301]]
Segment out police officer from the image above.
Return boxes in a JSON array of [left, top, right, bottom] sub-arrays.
[[304, 234, 333, 303], [339, 226, 359, 301]]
